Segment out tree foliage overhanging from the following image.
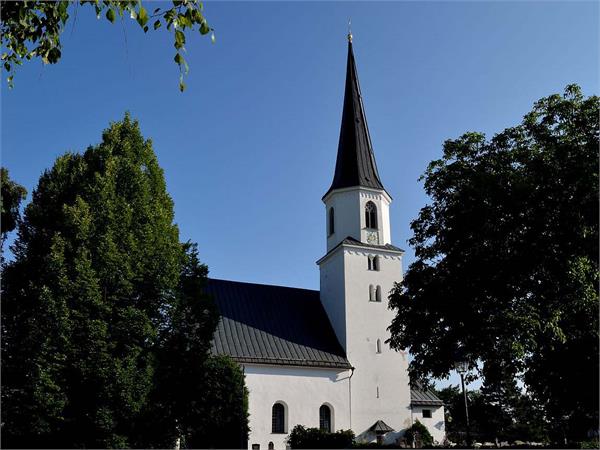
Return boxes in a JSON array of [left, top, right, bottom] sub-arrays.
[[388, 84, 599, 440], [0, 1, 214, 91], [1, 114, 248, 448]]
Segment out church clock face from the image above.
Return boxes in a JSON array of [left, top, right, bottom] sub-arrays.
[[367, 231, 379, 245]]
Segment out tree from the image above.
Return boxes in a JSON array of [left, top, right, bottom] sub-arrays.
[[388, 85, 599, 442], [436, 384, 548, 444], [1, 114, 247, 447], [403, 420, 433, 448], [1, 1, 214, 91], [287, 425, 355, 449], [1, 167, 27, 239]]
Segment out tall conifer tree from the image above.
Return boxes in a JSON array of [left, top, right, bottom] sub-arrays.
[[1, 115, 247, 448]]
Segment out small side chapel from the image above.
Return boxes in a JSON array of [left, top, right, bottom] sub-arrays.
[[205, 34, 445, 449]]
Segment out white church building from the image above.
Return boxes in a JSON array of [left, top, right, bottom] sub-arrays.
[[206, 35, 445, 449]]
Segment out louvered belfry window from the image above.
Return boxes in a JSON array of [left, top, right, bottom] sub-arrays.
[[272, 403, 285, 433], [319, 404, 332, 432], [365, 201, 377, 229]]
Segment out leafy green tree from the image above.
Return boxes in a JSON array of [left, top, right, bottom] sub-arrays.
[[388, 85, 599, 441], [1, 114, 247, 447], [287, 425, 355, 449], [436, 384, 548, 444], [1, 167, 27, 239], [1, 1, 214, 91], [403, 420, 433, 448]]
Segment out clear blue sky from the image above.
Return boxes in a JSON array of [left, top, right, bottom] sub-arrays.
[[1, 1, 598, 386]]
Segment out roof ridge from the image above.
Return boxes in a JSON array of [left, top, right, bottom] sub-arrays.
[[208, 277, 318, 294]]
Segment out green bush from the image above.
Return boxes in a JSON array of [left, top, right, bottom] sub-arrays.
[[287, 425, 355, 449], [403, 420, 434, 448], [577, 439, 600, 449]]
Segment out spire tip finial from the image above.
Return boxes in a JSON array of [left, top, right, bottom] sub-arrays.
[[347, 18, 352, 43]]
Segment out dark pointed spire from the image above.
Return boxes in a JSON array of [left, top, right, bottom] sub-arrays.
[[324, 38, 386, 198]]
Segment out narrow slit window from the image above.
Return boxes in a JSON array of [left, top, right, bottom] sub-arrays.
[[328, 207, 335, 236], [376, 285, 382, 302], [376, 339, 382, 354], [368, 256, 374, 271], [373, 256, 379, 271]]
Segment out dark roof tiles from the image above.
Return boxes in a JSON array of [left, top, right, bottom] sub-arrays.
[[325, 41, 387, 198], [342, 236, 404, 253], [206, 278, 352, 369], [369, 420, 395, 433], [410, 387, 444, 406]]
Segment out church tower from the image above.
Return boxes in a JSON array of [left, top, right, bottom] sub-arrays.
[[317, 34, 412, 441]]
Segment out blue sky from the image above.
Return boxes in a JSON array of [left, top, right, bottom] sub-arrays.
[[2, 1, 598, 386]]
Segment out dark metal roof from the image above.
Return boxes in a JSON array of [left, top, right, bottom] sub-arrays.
[[410, 387, 444, 407], [324, 41, 386, 199], [341, 236, 404, 253], [206, 278, 352, 369], [369, 420, 395, 433], [317, 236, 404, 266]]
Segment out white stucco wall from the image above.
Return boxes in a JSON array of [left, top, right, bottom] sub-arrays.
[[319, 249, 347, 350], [324, 187, 392, 252], [244, 364, 351, 450], [341, 246, 412, 442], [410, 405, 446, 445]]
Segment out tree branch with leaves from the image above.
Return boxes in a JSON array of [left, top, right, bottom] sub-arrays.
[[0, 0, 214, 91]]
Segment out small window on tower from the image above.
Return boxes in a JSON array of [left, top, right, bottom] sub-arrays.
[[373, 256, 380, 271], [376, 285, 382, 302], [328, 207, 335, 236], [369, 285, 375, 302], [422, 409, 432, 419], [365, 201, 378, 229], [368, 256, 374, 271], [376, 339, 382, 354]]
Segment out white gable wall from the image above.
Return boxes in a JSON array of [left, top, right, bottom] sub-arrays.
[[244, 364, 351, 450]]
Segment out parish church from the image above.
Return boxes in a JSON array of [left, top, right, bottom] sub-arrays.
[[205, 34, 445, 449]]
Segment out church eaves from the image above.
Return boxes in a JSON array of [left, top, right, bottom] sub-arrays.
[[324, 38, 386, 199]]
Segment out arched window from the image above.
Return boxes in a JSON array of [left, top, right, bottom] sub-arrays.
[[369, 284, 375, 302], [376, 339, 382, 354], [365, 201, 378, 229], [272, 403, 286, 433], [268, 442, 274, 450], [368, 256, 380, 271], [328, 207, 335, 236], [319, 404, 332, 432], [376, 285, 382, 302]]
